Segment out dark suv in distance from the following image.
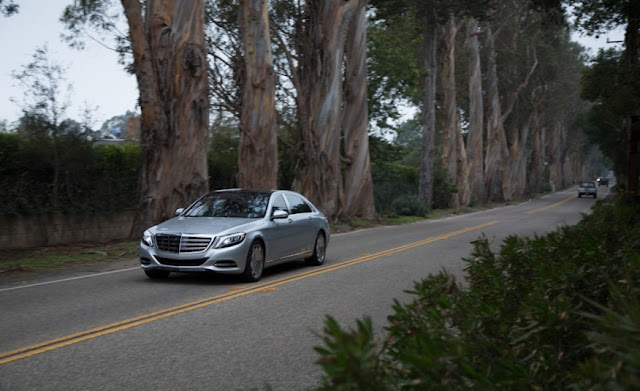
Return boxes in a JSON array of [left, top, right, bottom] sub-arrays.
[[597, 177, 609, 186]]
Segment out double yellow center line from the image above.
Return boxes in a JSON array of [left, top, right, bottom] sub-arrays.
[[0, 220, 500, 366], [1, 194, 579, 365]]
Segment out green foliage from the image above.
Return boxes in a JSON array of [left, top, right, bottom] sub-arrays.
[[581, 49, 634, 178], [314, 316, 387, 391], [0, 134, 140, 216], [313, 196, 640, 389], [391, 194, 427, 217], [371, 159, 420, 215], [431, 165, 458, 210], [1, 0, 19, 17], [208, 126, 239, 190], [370, 133, 457, 215]]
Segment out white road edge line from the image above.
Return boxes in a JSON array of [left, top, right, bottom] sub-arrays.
[[0, 267, 140, 293]]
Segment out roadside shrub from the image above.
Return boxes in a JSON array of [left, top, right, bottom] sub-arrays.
[[313, 196, 640, 389], [372, 163, 420, 214], [0, 134, 141, 216], [391, 194, 427, 216]]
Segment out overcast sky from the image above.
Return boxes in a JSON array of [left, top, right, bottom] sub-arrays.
[[0, 1, 625, 129], [0, 0, 137, 128]]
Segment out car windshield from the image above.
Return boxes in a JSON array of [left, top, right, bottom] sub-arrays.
[[183, 191, 271, 218], [580, 182, 595, 188]]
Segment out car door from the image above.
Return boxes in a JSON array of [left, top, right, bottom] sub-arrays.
[[262, 193, 295, 263], [283, 193, 317, 256]]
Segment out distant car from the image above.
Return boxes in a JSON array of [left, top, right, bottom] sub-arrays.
[[578, 181, 597, 198], [597, 177, 609, 186], [139, 189, 330, 282]]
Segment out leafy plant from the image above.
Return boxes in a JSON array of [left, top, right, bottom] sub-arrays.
[[313, 196, 640, 389]]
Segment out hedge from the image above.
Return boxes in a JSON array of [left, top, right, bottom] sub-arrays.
[[314, 195, 640, 389]]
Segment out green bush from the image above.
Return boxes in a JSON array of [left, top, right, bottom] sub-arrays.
[[391, 194, 427, 216], [0, 134, 141, 216], [372, 163, 420, 214], [314, 196, 640, 389]]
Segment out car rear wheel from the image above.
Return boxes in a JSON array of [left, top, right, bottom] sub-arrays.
[[144, 269, 170, 279], [305, 232, 326, 266], [242, 241, 265, 282]]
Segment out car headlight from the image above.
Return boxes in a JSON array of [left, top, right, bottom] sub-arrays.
[[142, 230, 154, 247], [215, 233, 246, 249]]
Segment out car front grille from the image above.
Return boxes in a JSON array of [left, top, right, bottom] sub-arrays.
[[155, 234, 213, 253], [155, 256, 208, 266]]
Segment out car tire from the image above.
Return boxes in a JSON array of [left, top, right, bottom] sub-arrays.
[[144, 269, 170, 279], [242, 241, 265, 282], [305, 232, 326, 266], [578, 194, 581, 198]]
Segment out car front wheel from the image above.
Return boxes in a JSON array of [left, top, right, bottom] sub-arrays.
[[242, 241, 265, 282], [306, 232, 326, 266]]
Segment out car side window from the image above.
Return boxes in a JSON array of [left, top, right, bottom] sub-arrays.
[[272, 194, 289, 214], [286, 195, 312, 214]]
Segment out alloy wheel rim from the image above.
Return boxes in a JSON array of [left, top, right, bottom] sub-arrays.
[[316, 235, 326, 262], [251, 244, 264, 278]]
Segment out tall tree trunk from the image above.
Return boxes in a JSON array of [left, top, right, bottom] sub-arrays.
[[624, 0, 640, 196], [483, 25, 509, 202], [527, 119, 545, 195], [292, 0, 359, 217], [465, 17, 486, 205], [342, 3, 376, 219], [439, 16, 465, 209], [419, 0, 437, 211], [547, 120, 566, 192], [455, 113, 471, 206], [507, 113, 531, 198], [126, 0, 209, 237], [237, 0, 278, 190]]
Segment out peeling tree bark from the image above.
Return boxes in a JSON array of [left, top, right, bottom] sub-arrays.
[[237, 0, 278, 190], [126, 0, 209, 238], [439, 16, 468, 209], [483, 24, 509, 202], [465, 17, 486, 204], [419, 0, 437, 211], [292, 0, 360, 217], [507, 113, 531, 198], [527, 115, 545, 195], [342, 3, 376, 219]]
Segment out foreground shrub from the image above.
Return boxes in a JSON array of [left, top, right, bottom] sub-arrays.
[[314, 196, 640, 390]]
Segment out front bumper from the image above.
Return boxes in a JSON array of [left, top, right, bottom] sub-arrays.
[[139, 242, 249, 274]]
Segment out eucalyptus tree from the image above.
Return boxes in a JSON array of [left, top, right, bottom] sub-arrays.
[[370, 0, 492, 210], [237, 0, 278, 190], [269, 0, 375, 218], [62, 0, 210, 236], [0, 0, 18, 16], [342, 2, 376, 219], [572, 0, 640, 195], [464, 16, 486, 203]]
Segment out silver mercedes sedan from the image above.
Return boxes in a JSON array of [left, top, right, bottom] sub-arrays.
[[139, 189, 330, 282]]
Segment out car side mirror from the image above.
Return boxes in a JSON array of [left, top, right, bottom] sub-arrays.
[[175, 208, 184, 216], [271, 209, 289, 220]]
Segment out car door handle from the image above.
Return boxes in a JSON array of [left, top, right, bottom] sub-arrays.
[[287, 219, 293, 224]]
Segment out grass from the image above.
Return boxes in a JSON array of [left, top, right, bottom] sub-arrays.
[[0, 240, 139, 274]]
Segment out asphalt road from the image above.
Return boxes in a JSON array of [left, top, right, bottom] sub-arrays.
[[0, 186, 608, 390]]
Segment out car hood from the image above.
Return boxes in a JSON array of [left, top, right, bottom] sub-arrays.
[[153, 217, 259, 236]]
